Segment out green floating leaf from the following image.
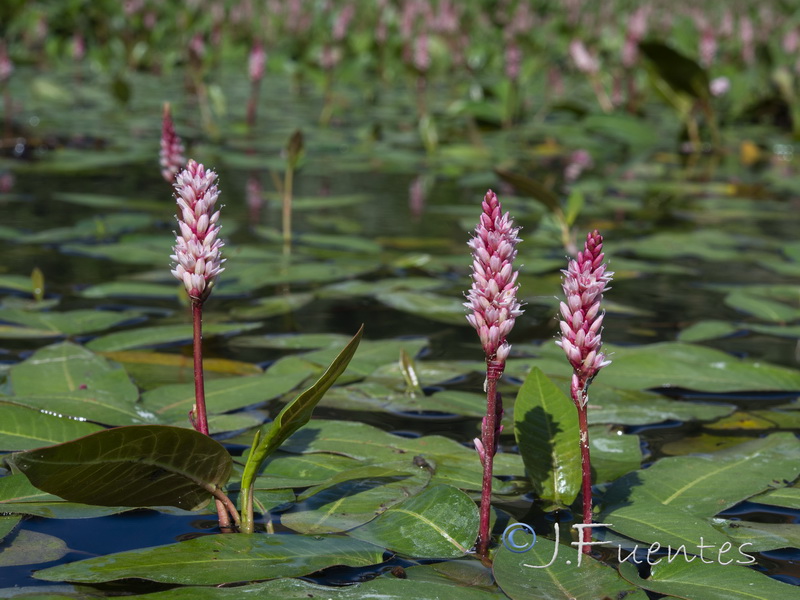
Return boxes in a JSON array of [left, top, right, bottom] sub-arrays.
[[223, 261, 376, 293], [724, 286, 800, 322], [133, 576, 504, 600], [677, 320, 739, 342], [603, 503, 731, 554], [255, 451, 362, 490], [513, 367, 580, 509], [619, 558, 800, 600], [493, 536, 644, 600], [715, 518, 800, 552], [0, 473, 130, 519], [0, 530, 69, 567], [86, 322, 262, 352], [705, 409, 800, 431], [588, 427, 641, 485], [0, 402, 104, 451], [0, 275, 35, 294], [240, 326, 363, 533], [7, 425, 232, 511], [10, 341, 138, 400], [349, 484, 479, 559], [80, 281, 181, 299], [0, 515, 21, 542], [282, 462, 430, 534], [603, 433, 800, 519], [52, 192, 163, 210], [230, 293, 314, 319], [750, 485, 800, 510], [8, 393, 161, 427], [34, 534, 385, 585], [601, 342, 800, 392], [586, 385, 735, 426], [19, 214, 154, 244], [141, 366, 312, 421], [375, 291, 470, 325], [231, 332, 353, 350]]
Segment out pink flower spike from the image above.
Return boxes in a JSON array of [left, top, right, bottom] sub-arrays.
[[160, 103, 185, 183], [171, 160, 224, 302], [465, 190, 523, 366], [557, 230, 613, 406]]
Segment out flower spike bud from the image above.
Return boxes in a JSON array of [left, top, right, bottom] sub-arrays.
[[170, 160, 224, 302], [465, 190, 523, 371], [556, 230, 613, 406], [160, 103, 185, 182]]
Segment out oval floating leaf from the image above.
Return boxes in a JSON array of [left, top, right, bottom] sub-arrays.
[[349, 484, 479, 558], [0, 529, 69, 567], [7, 425, 232, 510], [619, 558, 800, 600], [0, 402, 104, 451], [86, 322, 262, 352], [493, 535, 644, 600], [33, 533, 385, 585]]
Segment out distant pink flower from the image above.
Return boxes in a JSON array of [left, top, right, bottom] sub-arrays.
[[570, 40, 599, 74], [505, 42, 522, 81], [784, 28, 799, 54], [170, 160, 225, 302], [699, 27, 717, 67], [71, 33, 85, 62], [413, 34, 430, 72], [248, 42, 266, 83], [565, 149, 594, 182], [160, 104, 185, 182], [465, 190, 523, 367], [710, 76, 730, 97], [740, 16, 755, 65], [333, 4, 355, 41], [556, 230, 612, 406], [0, 43, 13, 83]]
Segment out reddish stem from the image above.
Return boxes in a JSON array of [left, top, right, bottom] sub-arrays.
[[476, 376, 496, 558], [476, 359, 504, 560], [192, 299, 233, 529], [575, 390, 593, 554], [191, 300, 209, 435]]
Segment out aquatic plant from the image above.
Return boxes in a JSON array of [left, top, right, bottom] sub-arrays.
[[159, 103, 185, 182], [465, 189, 522, 559], [556, 230, 612, 553]]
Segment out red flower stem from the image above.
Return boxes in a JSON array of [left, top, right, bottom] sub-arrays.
[[476, 360, 503, 559], [191, 299, 209, 436], [575, 388, 592, 554], [192, 299, 233, 530]]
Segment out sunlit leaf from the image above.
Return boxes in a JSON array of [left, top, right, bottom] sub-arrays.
[[34, 534, 385, 585], [619, 558, 800, 600], [0, 402, 104, 451], [86, 322, 262, 352], [349, 484, 479, 558], [513, 367, 580, 509]]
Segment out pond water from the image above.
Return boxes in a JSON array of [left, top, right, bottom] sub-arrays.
[[1, 61, 800, 596]]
